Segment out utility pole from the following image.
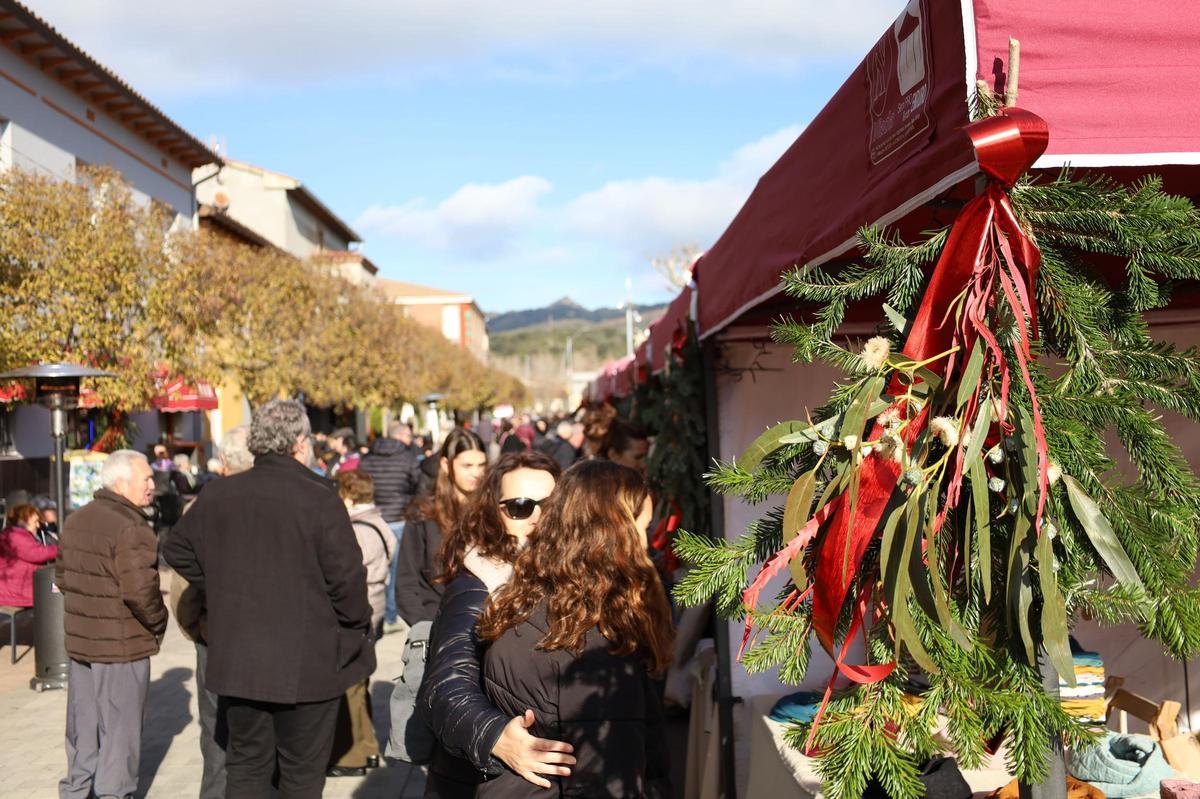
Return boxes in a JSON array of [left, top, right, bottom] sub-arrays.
[[625, 276, 635, 358]]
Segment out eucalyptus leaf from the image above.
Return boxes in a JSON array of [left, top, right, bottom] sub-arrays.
[[1036, 530, 1075, 685], [778, 399, 891, 445], [1062, 475, 1146, 593], [738, 421, 811, 473], [928, 496, 971, 648], [962, 399, 992, 475], [956, 342, 985, 410], [907, 492, 938, 620], [883, 303, 910, 336], [969, 457, 992, 602], [1008, 509, 1036, 666], [838, 376, 887, 445], [782, 471, 818, 586]]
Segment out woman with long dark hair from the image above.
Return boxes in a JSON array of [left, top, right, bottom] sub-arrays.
[[388, 428, 487, 763], [419, 451, 576, 797], [477, 460, 674, 797]]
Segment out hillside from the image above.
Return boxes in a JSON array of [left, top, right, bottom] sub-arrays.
[[489, 305, 667, 364], [487, 296, 666, 334]]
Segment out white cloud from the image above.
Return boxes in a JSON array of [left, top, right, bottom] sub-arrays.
[[359, 124, 801, 263], [564, 124, 803, 256], [29, 1, 900, 95], [355, 175, 552, 257]]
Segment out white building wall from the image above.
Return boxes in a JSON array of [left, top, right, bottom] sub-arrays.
[[0, 46, 196, 217], [195, 164, 290, 250]]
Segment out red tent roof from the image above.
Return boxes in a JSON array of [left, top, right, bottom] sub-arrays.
[[694, 0, 1200, 338], [647, 284, 695, 374], [153, 376, 218, 412], [590, 0, 1200, 399]]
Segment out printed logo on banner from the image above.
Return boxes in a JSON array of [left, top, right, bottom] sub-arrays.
[[867, 0, 933, 165]]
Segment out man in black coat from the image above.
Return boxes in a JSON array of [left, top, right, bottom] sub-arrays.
[[359, 420, 421, 630], [165, 400, 374, 799]]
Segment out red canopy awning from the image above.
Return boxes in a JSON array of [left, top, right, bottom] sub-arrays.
[[153, 374, 219, 410], [694, 0, 1200, 338], [647, 284, 695, 374], [153, 376, 218, 412], [0, 382, 28, 403]]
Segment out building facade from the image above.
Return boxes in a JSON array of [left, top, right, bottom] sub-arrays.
[[193, 159, 378, 284], [377, 279, 490, 361], [0, 0, 217, 470]]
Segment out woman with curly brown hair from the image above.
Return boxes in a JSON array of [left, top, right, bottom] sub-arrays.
[[476, 459, 674, 798], [419, 451, 576, 798]]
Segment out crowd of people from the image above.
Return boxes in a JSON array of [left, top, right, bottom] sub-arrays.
[[20, 397, 674, 799]]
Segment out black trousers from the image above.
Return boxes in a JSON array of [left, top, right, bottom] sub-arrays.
[[221, 695, 340, 799]]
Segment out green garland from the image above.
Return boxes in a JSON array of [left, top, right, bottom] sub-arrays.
[[674, 168, 1200, 799]]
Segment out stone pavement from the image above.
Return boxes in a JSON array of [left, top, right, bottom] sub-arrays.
[[0, 577, 426, 799]]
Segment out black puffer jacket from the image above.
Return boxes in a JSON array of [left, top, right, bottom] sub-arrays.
[[394, 515, 443, 625], [480, 605, 671, 798], [359, 438, 421, 523], [418, 572, 510, 798]]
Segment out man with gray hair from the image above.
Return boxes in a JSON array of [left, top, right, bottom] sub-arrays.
[[166, 400, 374, 798], [169, 424, 251, 799], [56, 449, 168, 799]]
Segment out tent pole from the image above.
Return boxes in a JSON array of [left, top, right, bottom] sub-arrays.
[[701, 337, 739, 798]]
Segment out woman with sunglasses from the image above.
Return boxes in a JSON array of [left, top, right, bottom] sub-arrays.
[[419, 451, 575, 798], [476, 460, 674, 798], [389, 428, 487, 763]]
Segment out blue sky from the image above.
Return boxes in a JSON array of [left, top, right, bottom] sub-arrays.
[[34, 1, 901, 312]]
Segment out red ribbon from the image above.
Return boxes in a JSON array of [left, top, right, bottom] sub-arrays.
[[739, 109, 1050, 722]]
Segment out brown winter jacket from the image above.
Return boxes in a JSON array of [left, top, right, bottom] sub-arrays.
[[55, 489, 168, 663]]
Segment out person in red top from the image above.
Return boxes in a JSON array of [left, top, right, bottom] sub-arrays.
[[0, 503, 58, 607]]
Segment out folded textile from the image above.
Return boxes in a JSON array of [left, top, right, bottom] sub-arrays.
[[767, 691, 824, 725], [1070, 732, 1181, 797]]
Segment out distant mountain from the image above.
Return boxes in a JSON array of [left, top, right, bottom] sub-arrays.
[[486, 297, 667, 334]]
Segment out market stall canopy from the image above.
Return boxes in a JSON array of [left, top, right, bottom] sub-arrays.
[[694, 0, 1200, 338], [648, 284, 695, 374], [152, 376, 218, 412]]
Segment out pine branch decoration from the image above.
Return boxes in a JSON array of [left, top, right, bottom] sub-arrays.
[[675, 120, 1200, 797]]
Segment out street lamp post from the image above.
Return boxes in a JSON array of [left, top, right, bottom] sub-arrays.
[[0, 363, 114, 692]]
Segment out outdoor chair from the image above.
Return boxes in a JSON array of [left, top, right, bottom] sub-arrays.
[[0, 605, 32, 664]]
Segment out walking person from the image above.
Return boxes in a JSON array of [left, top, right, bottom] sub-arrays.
[[419, 451, 576, 798], [56, 450, 168, 799], [477, 460, 674, 797], [167, 425, 252, 799], [360, 421, 422, 634], [388, 428, 486, 763], [164, 400, 374, 799], [327, 469, 396, 778]]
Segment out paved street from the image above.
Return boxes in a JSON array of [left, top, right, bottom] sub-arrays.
[[0, 573, 426, 799]]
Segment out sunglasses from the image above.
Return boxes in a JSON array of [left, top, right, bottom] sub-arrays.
[[499, 497, 547, 520]]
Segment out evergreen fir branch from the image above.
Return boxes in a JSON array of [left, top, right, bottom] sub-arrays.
[[672, 530, 755, 618], [705, 459, 799, 503], [1072, 584, 1152, 626]]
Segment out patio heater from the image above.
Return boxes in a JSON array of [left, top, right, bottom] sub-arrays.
[[0, 363, 113, 691], [0, 363, 115, 519]]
